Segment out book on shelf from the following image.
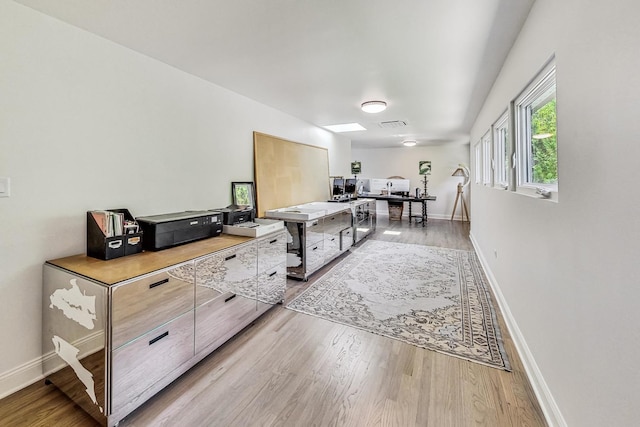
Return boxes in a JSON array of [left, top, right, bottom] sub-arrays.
[[89, 210, 129, 237]]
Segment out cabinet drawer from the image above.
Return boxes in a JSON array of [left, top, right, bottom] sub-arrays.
[[306, 241, 324, 273], [258, 232, 286, 273], [304, 220, 324, 247], [258, 264, 286, 305], [195, 293, 257, 354], [322, 213, 339, 234], [323, 211, 350, 235], [195, 243, 257, 306], [111, 311, 194, 412], [324, 233, 340, 259], [341, 227, 354, 251], [111, 264, 194, 348]]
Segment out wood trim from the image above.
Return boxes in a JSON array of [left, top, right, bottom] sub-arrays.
[[46, 234, 253, 285]]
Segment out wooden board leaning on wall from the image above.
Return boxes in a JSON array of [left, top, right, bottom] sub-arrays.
[[253, 132, 330, 218]]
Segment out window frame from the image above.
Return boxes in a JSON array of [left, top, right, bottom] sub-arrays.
[[514, 58, 558, 199], [474, 141, 482, 185], [481, 131, 492, 187], [492, 110, 509, 189]]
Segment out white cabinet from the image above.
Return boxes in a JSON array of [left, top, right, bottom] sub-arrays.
[[43, 231, 285, 427]]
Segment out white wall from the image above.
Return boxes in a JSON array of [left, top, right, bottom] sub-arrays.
[[469, 0, 640, 426], [0, 1, 350, 397], [351, 144, 470, 219]]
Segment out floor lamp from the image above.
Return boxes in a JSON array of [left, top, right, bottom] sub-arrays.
[[450, 165, 470, 222]]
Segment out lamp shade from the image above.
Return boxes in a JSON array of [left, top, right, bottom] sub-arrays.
[[452, 164, 470, 188], [451, 167, 467, 177]]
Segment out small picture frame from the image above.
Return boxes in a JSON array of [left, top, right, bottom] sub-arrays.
[[231, 182, 256, 208], [419, 161, 432, 175], [351, 161, 362, 175]]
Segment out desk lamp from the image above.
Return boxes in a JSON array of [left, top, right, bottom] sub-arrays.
[[450, 164, 470, 222]]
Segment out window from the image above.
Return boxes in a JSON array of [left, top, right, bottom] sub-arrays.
[[515, 59, 557, 195], [474, 141, 481, 184], [493, 111, 509, 189], [482, 131, 492, 186]]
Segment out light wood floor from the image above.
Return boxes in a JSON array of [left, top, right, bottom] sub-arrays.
[[0, 217, 547, 427]]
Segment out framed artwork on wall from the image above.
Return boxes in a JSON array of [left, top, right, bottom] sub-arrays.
[[351, 161, 362, 175], [419, 161, 432, 175]]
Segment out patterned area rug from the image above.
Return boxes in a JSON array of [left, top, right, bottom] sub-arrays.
[[286, 240, 511, 370]]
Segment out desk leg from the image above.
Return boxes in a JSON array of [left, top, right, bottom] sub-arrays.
[[408, 202, 412, 222], [422, 200, 427, 227]]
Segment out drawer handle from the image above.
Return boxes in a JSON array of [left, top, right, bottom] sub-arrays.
[[224, 294, 237, 303], [269, 271, 277, 277], [225, 254, 237, 261], [149, 278, 169, 289], [269, 239, 278, 244], [331, 238, 336, 241], [108, 241, 122, 249], [312, 246, 318, 251], [149, 331, 169, 346]]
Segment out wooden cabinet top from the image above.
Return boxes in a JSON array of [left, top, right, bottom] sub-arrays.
[[46, 234, 253, 285]]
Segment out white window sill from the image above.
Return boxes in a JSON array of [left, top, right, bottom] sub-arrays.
[[515, 185, 559, 202]]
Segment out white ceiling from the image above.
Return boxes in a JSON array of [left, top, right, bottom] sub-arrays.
[[14, 0, 534, 149]]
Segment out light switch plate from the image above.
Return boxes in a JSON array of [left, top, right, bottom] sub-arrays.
[[0, 177, 10, 197]]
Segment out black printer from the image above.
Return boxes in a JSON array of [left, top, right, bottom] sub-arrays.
[[216, 205, 255, 225], [136, 210, 222, 251]]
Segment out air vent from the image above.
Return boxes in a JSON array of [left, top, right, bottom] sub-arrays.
[[378, 120, 407, 129]]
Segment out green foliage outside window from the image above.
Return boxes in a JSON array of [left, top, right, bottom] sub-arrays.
[[531, 99, 557, 184]]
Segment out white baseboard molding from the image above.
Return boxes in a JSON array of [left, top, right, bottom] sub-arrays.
[[0, 330, 105, 400], [0, 356, 44, 400], [374, 211, 456, 221], [470, 232, 567, 427]]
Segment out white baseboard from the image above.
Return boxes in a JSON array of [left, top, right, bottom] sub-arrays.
[[470, 232, 567, 427], [0, 357, 44, 400], [374, 211, 458, 221], [0, 330, 105, 400]]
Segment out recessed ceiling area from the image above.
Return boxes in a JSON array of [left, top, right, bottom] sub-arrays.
[[14, 0, 535, 148]]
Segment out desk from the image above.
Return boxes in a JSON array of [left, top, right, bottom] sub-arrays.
[[360, 194, 437, 226]]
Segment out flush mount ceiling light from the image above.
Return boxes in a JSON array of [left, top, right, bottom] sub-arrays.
[[402, 140, 417, 147], [361, 101, 387, 113]]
